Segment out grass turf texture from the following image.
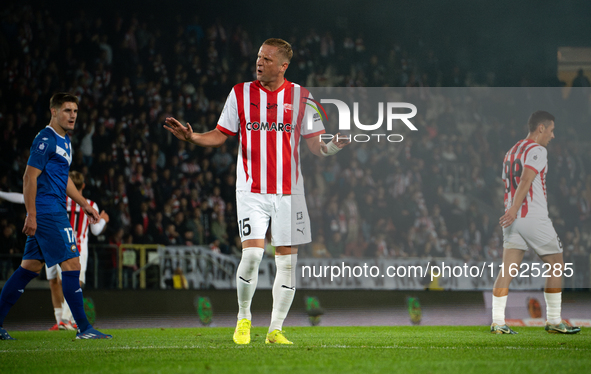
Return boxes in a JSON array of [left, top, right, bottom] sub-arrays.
[[1, 326, 589, 373]]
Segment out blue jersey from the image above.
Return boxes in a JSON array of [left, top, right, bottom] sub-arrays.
[[27, 126, 72, 215]]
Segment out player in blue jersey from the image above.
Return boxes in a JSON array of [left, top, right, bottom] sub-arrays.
[[0, 93, 112, 340]]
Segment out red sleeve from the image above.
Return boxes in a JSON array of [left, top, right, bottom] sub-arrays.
[[216, 124, 237, 136], [302, 129, 326, 139]]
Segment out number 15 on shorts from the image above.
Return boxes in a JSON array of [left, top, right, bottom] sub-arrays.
[[239, 218, 251, 238]]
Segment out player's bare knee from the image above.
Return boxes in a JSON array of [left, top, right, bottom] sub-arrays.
[[242, 239, 265, 249], [501, 247, 525, 263], [60, 257, 81, 271], [540, 252, 563, 266], [20, 259, 44, 273], [275, 246, 298, 256]]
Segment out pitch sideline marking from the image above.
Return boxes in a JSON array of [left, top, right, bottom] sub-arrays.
[[1, 344, 589, 353]]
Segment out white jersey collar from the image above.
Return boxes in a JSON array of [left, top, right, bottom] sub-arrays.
[[46, 125, 66, 140]]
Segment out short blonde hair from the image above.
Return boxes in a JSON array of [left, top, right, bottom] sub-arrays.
[[263, 38, 293, 63]]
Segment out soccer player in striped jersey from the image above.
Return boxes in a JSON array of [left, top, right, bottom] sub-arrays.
[[165, 38, 349, 344], [0, 93, 111, 340], [492, 111, 580, 334]]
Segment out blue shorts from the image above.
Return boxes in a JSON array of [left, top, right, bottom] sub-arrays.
[[23, 212, 79, 267]]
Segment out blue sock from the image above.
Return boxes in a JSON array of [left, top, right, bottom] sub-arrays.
[[62, 271, 91, 332], [0, 266, 39, 326]]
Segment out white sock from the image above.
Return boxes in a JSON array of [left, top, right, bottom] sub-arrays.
[[269, 254, 297, 333], [54, 308, 63, 324], [236, 247, 264, 321], [492, 295, 508, 325], [544, 292, 562, 325], [61, 301, 73, 324]]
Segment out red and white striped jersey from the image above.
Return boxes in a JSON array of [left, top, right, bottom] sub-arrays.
[[502, 139, 548, 218], [66, 196, 105, 253], [216, 79, 325, 195]]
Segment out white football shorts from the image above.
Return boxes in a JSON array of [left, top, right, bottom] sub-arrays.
[[236, 191, 312, 247], [503, 216, 562, 256], [45, 243, 88, 284]]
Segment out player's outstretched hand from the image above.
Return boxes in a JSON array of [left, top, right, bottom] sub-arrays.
[[332, 132, 351, 148], [320, 132, 351, 154], [83, 205, 100, 224], [164, 117, 193, 142], [499, 206, 518, 228], [22, 215, 37, 236], [100, 210, 110, 223]]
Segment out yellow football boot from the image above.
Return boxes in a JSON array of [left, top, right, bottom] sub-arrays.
[[265, 329, 293, 344], [233, 319, 251, 344]]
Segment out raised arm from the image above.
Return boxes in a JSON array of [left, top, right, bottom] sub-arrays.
[[164, 117, 229, 148]]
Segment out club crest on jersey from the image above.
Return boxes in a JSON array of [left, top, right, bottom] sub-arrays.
[[245, 121, 292, 133], [35, 142, 48, 155], [70, 244, 77, 252]]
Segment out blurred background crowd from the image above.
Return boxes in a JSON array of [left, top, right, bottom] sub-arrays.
[[1, 1, 590, 286]]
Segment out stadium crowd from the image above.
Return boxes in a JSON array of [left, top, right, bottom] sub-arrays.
[[1, 3, 590, 286]]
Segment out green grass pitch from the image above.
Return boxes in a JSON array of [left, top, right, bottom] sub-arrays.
[[1, 326, 589, 373]]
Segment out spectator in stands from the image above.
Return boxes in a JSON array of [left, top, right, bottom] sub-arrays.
[[327, 232, 345, 258], [571, 69, 590, 87], [132, 223, 152, 245]]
